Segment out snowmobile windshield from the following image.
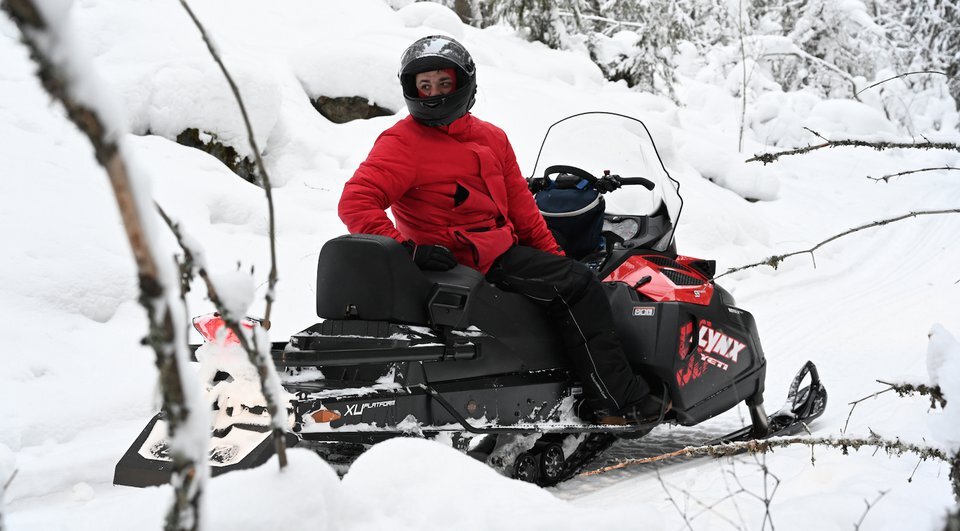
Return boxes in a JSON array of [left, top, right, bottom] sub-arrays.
[[529, 112, 682, 242]]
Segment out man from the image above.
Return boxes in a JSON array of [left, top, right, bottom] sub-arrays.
[[338, 35, 665, 424]]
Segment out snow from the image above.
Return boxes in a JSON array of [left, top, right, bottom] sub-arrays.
[[2, 0, 960, 529], [205, 270, 255, 322], [340, 438, 648, 530], [927, 325, 960, 452], [203, 450, 341, 530]]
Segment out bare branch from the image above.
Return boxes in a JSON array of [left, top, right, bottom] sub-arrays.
[[156, 204, 288, 469], [843, 386, 895, 436], [1, 2, 207, 529], [580, 435, 955, 478], [855, 71, 948, 97], [755, 453, 780, 531], [853, 490, 890, 531], [555, 10, 645, 30], [716, 209, 960, 279], [760, 52, 861, 100], [655, 468, 695, 531], [1, 469, 15, 492], [737, 0, 747, 154], [668, 467, 746, 529], [868, 166, 959, 183], [178, 0, 279, 323], [0, 468, 15, 531], [747, 134, 960, 165]]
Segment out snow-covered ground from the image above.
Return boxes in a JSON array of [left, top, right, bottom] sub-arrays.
[[2, 1, 959, 529]]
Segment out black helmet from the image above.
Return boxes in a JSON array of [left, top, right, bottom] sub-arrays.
[[399, 35, 477, 126]]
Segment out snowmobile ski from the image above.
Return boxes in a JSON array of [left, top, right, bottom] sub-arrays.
[[706, 360, 827, 445]]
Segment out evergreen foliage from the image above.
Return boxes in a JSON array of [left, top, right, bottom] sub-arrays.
[[415, 0, 958, 128]]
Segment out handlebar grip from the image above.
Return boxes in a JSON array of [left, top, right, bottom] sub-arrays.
[[618, 177, 656, 190]]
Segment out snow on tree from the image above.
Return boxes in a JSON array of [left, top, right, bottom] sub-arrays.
[[0, 1, 210, 529], [410, 0, 959, 126]]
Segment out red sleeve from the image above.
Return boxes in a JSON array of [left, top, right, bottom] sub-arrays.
[[501, 136, 564, 256], [338, 130, 417, 242]]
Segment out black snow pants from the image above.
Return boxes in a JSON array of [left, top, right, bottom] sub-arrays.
[[485, 245, 649, 413]]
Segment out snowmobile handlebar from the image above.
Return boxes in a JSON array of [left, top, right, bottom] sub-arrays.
[[528, 164, 656, 194]]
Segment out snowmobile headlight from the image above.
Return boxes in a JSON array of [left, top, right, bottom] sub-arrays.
[[310, 408, 342, 423]]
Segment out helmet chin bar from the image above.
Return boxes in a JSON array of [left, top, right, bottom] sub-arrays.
[[419, 96, 444, 109]]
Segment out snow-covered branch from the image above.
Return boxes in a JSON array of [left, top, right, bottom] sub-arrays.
[[178, 0, 279, 324], [716, 209, 960, 278], [842, 380, 946, 437], [156, 205, 289, 469], [581, 434, 956, 480], [1, 1, 209, 529], [746, 135, 960, 165], [876, 380, 948, 409]]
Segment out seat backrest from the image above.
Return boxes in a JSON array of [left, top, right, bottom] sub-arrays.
[[316, 235, 432, 323]]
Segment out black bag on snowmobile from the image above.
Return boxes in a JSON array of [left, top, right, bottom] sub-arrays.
[[534, 174, 605, 259]]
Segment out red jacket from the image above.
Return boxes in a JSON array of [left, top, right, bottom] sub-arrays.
[[339, 114, 562, 273]]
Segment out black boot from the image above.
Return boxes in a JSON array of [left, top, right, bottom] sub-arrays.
[[550, 279, 650, 413], [600, 385, 672, 425]]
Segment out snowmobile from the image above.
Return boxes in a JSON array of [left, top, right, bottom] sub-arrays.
[[114, 112, 827, 488]]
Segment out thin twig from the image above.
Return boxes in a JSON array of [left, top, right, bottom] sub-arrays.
[[716, 209, 960, 279], [908, 458, 922, 483], [655, 467, 695, 531], [756, 453, 779, 531], [737, 0, 747, 154], [178, 0, 279, 324], [852, 490, 890, 531], [721, 463, 749, 530], [760, 51, 861, 100], [555, 10, 645, 30], [747, 135, 960, 165], [2, 469, 16, 492], [868, 166, 959, 183], [876, 380, 947, 409], [855, 71, 947, 97], [156, 205, 288, 469], [580, 435, 954, 478], [670, 478, 745, 529], [843, 387, 896, 436], [724, 457, 779, 529]]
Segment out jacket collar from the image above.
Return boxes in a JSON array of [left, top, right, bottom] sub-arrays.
[[434, 113, 473, 139]]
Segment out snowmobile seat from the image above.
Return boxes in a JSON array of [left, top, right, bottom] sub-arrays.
[[421, 264, 484, 289], [316, 234, 432, 323]]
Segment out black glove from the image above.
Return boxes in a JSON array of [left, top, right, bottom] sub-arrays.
[[527, 177, 549, 193], [596, 174, 621, 193], [403, 241, 457, 271]]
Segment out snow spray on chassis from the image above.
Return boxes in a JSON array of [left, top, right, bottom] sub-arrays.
[[114, 112, 827, 488]]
